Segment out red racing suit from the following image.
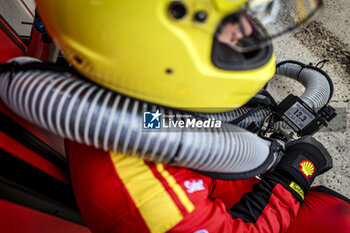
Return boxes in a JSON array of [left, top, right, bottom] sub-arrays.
[[66, 141, 350, 233]]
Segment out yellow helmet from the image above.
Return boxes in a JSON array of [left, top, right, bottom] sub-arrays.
[[35, 0, 322, 112]]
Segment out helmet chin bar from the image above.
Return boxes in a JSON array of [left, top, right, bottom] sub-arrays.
[[0, 56, 334, 180]]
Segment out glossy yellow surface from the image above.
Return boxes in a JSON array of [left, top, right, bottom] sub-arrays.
[[36, 0, 276, 112]]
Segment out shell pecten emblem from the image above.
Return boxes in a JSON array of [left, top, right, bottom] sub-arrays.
[[299, 160, 315, 178]]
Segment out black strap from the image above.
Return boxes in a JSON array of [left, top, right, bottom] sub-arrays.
[[0, 61, 72, 74]]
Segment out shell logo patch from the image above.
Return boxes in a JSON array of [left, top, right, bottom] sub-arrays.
[[299, 160, 315, 178]]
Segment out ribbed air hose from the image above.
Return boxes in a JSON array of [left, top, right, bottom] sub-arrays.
[[275, 57, 332, 109], [0, 57, 274, 176], [202, 57, 333, 130]]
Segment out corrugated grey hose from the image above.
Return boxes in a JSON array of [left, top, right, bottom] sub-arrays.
[[0, 57, 274, 175], [202, 57, 332, 130], [275, 57, 331, 110]]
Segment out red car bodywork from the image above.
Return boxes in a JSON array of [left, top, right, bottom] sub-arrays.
[[0, 14, 90, 233]]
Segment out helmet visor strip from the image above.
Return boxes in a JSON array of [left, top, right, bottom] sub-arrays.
[[215, 0, 323, 52]]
